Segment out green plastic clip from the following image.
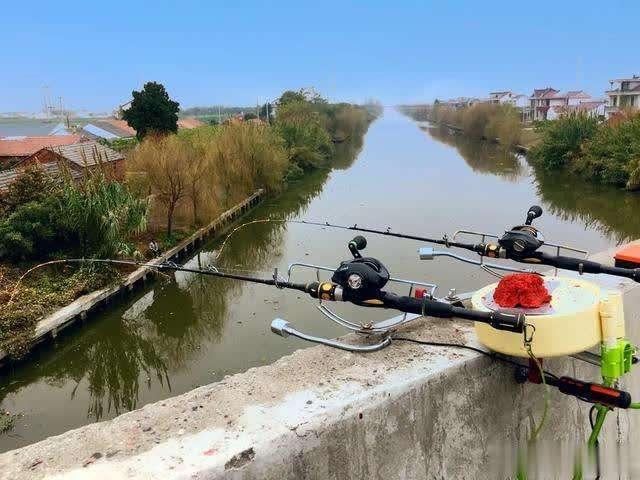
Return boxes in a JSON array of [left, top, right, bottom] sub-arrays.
[[601, 340, 634, 382]]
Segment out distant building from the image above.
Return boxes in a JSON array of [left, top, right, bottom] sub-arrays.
[[529, 89, 595, 121], [82, 119, 136, 140], [26, 141, 126, 180], [0, 135, 83, 165], [436, 97, 485, 109], [177, 117, 205, 129], [0, 161, 82, 192], [529, 88, 562, 121], [489, 91, 527, 108], [49, 122, 75, 136], [606, 75, 640, 117]]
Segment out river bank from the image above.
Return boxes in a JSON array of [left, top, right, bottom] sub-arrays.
[[0, 93, 379, 363], [2, 109, 640, 452], [0, 190, 264, 367]]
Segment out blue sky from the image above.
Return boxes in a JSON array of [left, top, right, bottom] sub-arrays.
[[3, 1, 639, 113]]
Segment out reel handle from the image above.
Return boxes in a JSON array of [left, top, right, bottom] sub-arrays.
[[525, 205, 543, 225], [348, 235, 367, 258]]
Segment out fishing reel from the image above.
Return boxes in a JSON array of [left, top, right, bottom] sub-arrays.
[[435, 205, 589, 278], [331, 236, 390, 301], [496, 205, 544, 259], [272, 236, 441, 351]]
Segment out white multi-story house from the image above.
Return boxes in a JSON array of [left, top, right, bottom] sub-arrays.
[[489, 91, 527, 108], [529, 89, 598, 121], [529, 88, 563, 121], [605, 75, 640, 116]]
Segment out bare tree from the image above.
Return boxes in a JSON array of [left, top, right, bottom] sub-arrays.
[[130, 136, 189, 237]]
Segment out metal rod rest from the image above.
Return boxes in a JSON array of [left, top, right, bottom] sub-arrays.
[[270, 318, 392, 352], [418, 247, 538, 274]]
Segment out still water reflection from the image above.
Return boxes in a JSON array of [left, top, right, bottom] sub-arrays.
[[2, 110, 640, 451]]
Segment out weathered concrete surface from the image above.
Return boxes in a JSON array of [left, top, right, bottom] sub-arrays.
[[1, 245, 639, 479]]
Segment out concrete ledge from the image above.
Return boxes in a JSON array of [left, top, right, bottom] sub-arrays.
[[2, 246, 639, 479]]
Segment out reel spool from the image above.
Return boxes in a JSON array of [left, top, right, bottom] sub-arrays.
[[471, 277, 614, 357]]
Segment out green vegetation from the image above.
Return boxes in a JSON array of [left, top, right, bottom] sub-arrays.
[[0, 87, 378, 359], [432, 103, 522, 149], [59, 172, 148, 258], [104, 137, 139, 153], [0, 264, 114, 357], [0, 165, 148, 261], [130, 88, 376, 236], [530, 111, 640, 190], [123, 81, 180, 139], [0, 166, 147, 357], [529, 114, 599, 169]]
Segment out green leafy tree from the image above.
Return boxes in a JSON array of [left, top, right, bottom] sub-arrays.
[[278, 90, 307, 106], [123, 82, 180, 139]]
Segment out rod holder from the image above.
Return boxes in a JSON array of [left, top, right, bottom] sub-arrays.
[[270, 318, 392, 352]]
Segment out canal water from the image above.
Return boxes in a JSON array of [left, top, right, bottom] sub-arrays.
[[2, 109, 640, 451]]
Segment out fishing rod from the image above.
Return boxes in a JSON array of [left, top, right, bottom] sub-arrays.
[[25, 243, 524, 338], [222, 206, 640, 282]]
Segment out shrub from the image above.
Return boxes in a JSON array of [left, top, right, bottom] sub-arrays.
[[0, 165, 64, 260], [276, 101, 333, 170], [0, 199, 61, 260], [575, 112, 640, 188], [59, 171, 149, 257], [0, 164, 56, 213], [529, 113, 599, 169]]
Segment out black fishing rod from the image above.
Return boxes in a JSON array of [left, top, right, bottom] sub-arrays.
[[283, 207, 639, 282], [42, 241, 524, 334], [289, 220, 476, 250]]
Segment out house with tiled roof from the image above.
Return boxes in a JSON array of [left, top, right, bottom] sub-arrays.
[[0, 162, 82, 192], [529, 88, 563, 121], [529, 88, 597, 121], [489, 91, 527, 108], [0, 135, 83, 165], [26, 141, 126, 181], [606, 75, 640, 117]]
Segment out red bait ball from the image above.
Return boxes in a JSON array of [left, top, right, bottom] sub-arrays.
[[493, 273, 552, 308]]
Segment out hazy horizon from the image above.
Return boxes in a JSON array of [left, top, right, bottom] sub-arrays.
[[3, 1, 639, 114]]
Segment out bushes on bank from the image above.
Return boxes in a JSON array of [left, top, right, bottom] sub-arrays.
[[529, 114, 599, 170], [275, 101, 333, 170], [0, 165, 148, 261], [530, 111, 640, 190], [427, 103, 522, 149]]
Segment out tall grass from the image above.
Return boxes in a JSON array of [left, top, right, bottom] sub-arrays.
[[60, 170, 148, 257], [130, 123, 288, 235]]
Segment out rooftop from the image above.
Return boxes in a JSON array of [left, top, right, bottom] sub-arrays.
[[531, 88, 560, 99], [178, 117, 206, 129], [0, 162, 82, 190], [0, 135, 83, 157], [88, 118, 137, 138], [49, 141, 124, 167]]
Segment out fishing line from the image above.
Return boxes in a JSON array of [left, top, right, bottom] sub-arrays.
[[215, 217, 476, 260]]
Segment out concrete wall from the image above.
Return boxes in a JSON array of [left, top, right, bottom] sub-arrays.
[[1, 249, 640, 479]]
